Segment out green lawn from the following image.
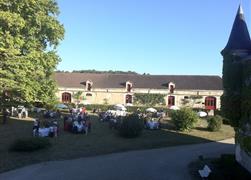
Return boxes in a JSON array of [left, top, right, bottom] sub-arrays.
[[0, 114, 234, 173]]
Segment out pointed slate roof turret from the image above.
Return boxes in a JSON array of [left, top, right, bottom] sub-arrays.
[[223, 5, 251, 53]]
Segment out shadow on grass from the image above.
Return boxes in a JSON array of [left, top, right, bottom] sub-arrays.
[[195, 127, 209, 131], [0, 114, 234, 173]]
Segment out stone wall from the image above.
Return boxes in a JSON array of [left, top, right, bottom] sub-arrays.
[[236, 144, 251, 174]]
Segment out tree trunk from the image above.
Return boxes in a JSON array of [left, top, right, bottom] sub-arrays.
[[2, 90, 7, 124]]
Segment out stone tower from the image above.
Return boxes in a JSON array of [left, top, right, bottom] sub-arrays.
[[222, 5, 251, 172]]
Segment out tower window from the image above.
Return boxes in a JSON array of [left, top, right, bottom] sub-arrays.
[[86, 80, 93, 91], [87, 83, 91, 91], [170, 85, 174, 93], [126, 81, 132, 92], [168, 82, 175, 94]]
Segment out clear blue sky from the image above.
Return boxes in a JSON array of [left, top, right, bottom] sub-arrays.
[[56, 0, 251, 76]]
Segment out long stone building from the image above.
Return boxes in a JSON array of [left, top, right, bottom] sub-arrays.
[[54, 72, 223, 110]]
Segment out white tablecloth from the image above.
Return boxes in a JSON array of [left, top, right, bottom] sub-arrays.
[[38, 128, 50, 137]]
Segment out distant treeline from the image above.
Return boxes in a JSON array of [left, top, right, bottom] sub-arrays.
[[55, 69, 146, 75]]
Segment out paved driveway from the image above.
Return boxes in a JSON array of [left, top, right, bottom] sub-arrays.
[[0, 139, 234, 180]]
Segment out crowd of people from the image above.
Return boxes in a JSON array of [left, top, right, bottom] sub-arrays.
[[63, 107, 91, 135], [32, 118, 59, 137], [7, 106, 29, 119], [32, 106, 92, 137], [10, 103, 166, 138], [98, 109, 164, 130]]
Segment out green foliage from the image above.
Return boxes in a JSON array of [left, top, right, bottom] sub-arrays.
[[73, 91, 83, 107], [181, 95, 203, 107], [221, 54, 242, 128], [118, 114, 144, 138], [221, 94, 241, 127], [0, 0, 64, 118], [103, 98, 108, 105], [190, 95, 203, 100], [9, 137, 51, 152], [134, 93, 165, 106], [126, 106, 169, 113], [171, 108, 198, 131], [207, 115, 223, 132], [238, 135, 251, 154], [73, 91, 82, 101], [80, 104, 113, 111]]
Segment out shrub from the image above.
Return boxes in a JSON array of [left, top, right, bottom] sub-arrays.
[[171, 108, 198, 131], [118, 114, 144, 138], [10, 137, 51, 152], [239, 136, 251, 153], [207, 115, 223, 132], [133, 93, 166, 106]]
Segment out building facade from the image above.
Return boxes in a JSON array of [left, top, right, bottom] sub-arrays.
[[54, 73, 223, 110]]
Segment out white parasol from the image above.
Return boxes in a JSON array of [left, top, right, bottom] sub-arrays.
[[169, 106, 180, 110], [114, 104, 127, 111], [146, 108, 157, 113], [197, 111, 207, 117]]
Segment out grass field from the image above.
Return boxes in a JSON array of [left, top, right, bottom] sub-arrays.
[[0, 113, 234, 173]]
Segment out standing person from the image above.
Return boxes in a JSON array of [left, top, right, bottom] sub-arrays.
[[63, 115, 68, 131], [24, 107, 28, 118], [82, 106, 86, 115], [11, 106, 15, 117], [17, 106, 22, 119], [53, 121, 58, 137], [33, 119, 40, 136]]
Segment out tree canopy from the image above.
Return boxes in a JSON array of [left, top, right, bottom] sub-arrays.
[[0, 0, 64, 121]]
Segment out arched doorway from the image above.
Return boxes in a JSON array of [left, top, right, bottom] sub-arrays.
[[168, 96, 175, 107], [125, 94, 133, 104], [62, 92, 71, 103], [205, 96, 216, 110]]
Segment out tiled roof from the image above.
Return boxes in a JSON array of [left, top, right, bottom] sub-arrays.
[[54, 73, 223, 90], [223, 5, 251, 52]]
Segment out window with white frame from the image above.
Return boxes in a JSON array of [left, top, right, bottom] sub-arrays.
[[168, 82, 175, 94], [86, 80, 93, 91]]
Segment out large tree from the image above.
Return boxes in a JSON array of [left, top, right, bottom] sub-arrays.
[[0, 0, 64, 123]]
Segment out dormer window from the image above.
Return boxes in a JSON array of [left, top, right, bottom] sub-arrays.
[[126, 81, 132, 92], [168, 82, 175, 94], [86, 80, 93, 91]]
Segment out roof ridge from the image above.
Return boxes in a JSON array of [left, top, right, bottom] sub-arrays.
[[55, 72, 220, 77]]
